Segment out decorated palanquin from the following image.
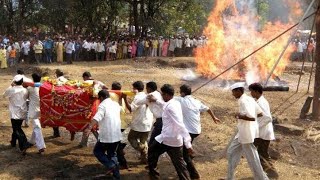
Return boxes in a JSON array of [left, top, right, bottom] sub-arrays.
[[39, 79, 100, 132]]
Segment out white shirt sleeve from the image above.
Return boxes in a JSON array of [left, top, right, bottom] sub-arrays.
[[155, 99, 166, 108], [130, 96, 140, 112], [198, 101, 209, 112], [135, 96, 148, 106], [3, 86, 13, 98], [93, 105, 105, 122]]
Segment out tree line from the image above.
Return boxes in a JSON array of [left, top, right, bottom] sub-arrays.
[[0, 0, 215, 37]]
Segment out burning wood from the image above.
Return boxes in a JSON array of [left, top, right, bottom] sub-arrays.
[[263, 86, 289, 91]]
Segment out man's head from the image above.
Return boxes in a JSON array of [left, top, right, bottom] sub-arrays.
[[146, 81, 157, 93], [32, 73, 41, 83], [160, 84, 174, 102], [98, 89, 110, 102], [55, 69, 64, 78], [111, 81, 122, 90], [232, 87, 244, 99], [13, 75, 24, 85], [82, 71, 92, 81], [230, 82, 245, 99], [179, 84, 191, 97], [17, 68, 24, 75], [249, 83, 263, 99], [132, 81, 144, 92]]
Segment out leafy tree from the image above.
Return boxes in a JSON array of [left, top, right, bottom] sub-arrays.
[[256, 0, 269, 30], [0, 0, 215, 37]]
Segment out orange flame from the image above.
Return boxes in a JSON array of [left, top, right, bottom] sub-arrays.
[[194, 0, 301, 84]]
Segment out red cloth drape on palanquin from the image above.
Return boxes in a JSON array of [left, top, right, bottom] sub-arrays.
[[39, 82, 99, 132]]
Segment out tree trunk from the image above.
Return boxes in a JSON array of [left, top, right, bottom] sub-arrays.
[[17, 0, 27, 37], [132, 0, 140, 37], [312, 9, 320, 120]]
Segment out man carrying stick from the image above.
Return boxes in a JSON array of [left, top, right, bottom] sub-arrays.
[[84, 90, 121, 179]]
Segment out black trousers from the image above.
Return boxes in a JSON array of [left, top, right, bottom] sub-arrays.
[[148, 118, 162, 146], [66, 53, 72, 64], [148, 141, 191, 180], [183, 133, 200, 179], [10, 119, 28, 151], [117, 129, 128, 168], [90, 50, 96, 61], [96, 52, 105, 61], [53, 127, 60, 137], [254, 138, 272, 169]]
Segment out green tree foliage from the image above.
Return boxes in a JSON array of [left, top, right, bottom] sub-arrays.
[[0, 0, 214, 36], [152, 0, 213, 36], [256, 0, 269, 30]]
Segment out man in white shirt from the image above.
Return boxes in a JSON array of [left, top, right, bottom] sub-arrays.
[[148, 84, 193, 180], [297, 40, 303, 61], [21, 40, 30, 63], [90, 39, 97, 61], [168, 37, 176, 57], [28, 73, 46, 154], [185, 37, 192, 57], [249, 83, 278, 178], [123, 81, 153, 164], [16, 68, 33, 84], [79, 71, 106, 147], [65, 39, 74, 64], [110, 82, 129, 169], [52, 69, 68, 138], [176, 84, 220, 179], [227, 82, 269, 180], [16, 68, 33, 127], [96, 38, 105, 61], [135, 81, 164, 146], [197, 37, 203, 47], [82, 39, 90, 60], [3, 75, 32, 155], [13, 41, 21, 62], [55, 69, 68, 84], [84, 90, 121, 179]]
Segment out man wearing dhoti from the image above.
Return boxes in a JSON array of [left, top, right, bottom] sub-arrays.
[[28, 73, 46, 154]]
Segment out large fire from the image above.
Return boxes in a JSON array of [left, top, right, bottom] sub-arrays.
[[194, 0, 303, 84]]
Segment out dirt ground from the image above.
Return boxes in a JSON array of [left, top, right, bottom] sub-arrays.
[[0, 57, 320, 180]]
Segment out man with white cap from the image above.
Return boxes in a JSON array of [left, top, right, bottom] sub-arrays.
[[227, 82, 269, 180], [3, 74, 32, 155]]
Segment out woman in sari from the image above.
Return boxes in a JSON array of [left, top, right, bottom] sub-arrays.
[[0, 45, 7, 69], [162, 38, 169, 57], [55, 38, 64, 63], [131, 39, 137, 58]]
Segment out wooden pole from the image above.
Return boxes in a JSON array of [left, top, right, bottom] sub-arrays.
[[312, 6, 320, 121], [307, 53, 316, 93], [296, 13, 317, 92]]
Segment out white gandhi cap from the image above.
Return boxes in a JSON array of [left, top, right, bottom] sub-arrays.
[[230, 82, 245, 90], [13, 74, 24, 82]]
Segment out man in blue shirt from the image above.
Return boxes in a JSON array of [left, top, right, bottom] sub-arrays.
[[43, 36, 54, 63]]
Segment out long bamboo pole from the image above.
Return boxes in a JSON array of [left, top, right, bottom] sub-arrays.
[[296, 12, 317, 92]]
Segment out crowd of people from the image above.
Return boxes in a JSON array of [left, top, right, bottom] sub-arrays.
[[292, 37, 316, 62], [3, 68, 279, 180], [0, 34, 208, 68]]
